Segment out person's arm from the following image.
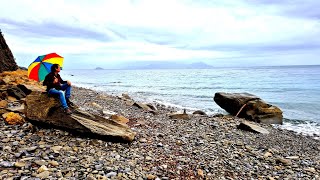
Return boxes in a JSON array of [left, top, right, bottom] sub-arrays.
[[43, 73, 55, 87], [57, 74, 67, 84]]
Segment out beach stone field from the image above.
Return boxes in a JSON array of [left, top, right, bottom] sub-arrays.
[[0, 86, 320, 179]]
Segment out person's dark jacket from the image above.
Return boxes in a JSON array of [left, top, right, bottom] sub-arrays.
[[43, 72, 67, 92]]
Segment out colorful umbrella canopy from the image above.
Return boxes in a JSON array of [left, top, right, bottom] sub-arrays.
[[28, 53, 64, 82]]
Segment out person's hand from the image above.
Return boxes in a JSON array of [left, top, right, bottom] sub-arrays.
[[53, 77, 59, 84], [67, 80, 72, 86]]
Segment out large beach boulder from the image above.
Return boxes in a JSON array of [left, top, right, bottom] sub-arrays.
[[25, 91, 136, 142], [0, 30, 18, 73], [214, 92, 283, 124]]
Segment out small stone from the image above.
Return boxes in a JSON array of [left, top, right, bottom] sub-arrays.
[[106, 171, 117, 178], [35, 160, 47, 166], [49, 160, 59, 166], [3, 112, 24, 125], [304, 167, 316, 173], [12, 141, 19, 146], [176, 140, 182, 146], [274, 166, 281, 170], [124, 167, 131, 173], [56, 171, 63, 178], [97, 175, 107, 180], [160, 164, 167, 169], [2, 138, 10, 143], [145, 156, 152, 161], [73, 146, 79, 152], [25, 146, 38, 152], [114, 154, 121, 160], [14, 162, 26, 168], [95, 164, 103, 170], [0, 161, 14, 167], [264, 152, 272, 158], [37, 165, 49, 173], [111, 114, 129, 124], [276, 158, 292, 166], [36, 171, 50, 179], [139, 138, 147, 143], [64, 172, 73, 177], [15, 152, 24, 158], [197, 169, 204, 178], [20, 157, 35, 161], [86, 175, 96, 180], [90, 149, 96, 154], [285, 156, 299, 160], [92, 170, 99, 174], [51, 146, 63, 153], [20, 176, 30, 180], [38, 141, 46, 145], [147, 174, 156, 180], [0, 100, 8, 108]]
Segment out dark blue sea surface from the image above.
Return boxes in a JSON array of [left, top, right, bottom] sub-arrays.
[[61, 65, 320, 137]]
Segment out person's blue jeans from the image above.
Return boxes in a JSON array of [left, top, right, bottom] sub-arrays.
[[48, 83, 72, 109]]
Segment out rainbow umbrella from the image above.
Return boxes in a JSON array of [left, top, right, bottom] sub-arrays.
[[28, 53, 64, 82]]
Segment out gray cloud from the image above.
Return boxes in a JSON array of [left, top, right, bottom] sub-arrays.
[[184, 44, 320, 65], [186, 18, 320, 55], [108, 24, 179, 46], [0, 18, 115, 41], [2, 0, 320, 68], [192, 42, 320, 53], [248, 0, 320, 19]]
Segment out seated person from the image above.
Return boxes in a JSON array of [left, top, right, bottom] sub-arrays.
[[43, 64, 74, 114]]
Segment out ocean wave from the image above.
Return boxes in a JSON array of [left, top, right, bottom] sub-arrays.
[[274, 119, 320, 139]]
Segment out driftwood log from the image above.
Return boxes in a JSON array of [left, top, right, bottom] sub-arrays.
[[214, 92, 283, 124], [25, 91, 136, 142]]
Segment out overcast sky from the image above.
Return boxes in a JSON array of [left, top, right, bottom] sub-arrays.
[[1, 0, 319, 69]]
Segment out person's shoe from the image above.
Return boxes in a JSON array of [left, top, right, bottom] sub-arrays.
[[64, 108, 72, 115], [66, 98, 75, 108]]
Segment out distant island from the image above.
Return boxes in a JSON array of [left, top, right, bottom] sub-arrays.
[[125, 61, 214, 70], [95, 67, 104, 70]]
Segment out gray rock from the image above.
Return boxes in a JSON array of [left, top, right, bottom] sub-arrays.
[[237, 121, 269, 134], [0, 161, 14, 167], [106, 171, 117, 178], [25, 91, 136, 142], [214, 92, 283, 124]]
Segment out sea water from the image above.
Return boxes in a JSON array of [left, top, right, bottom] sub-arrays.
[[61, 65, 320, 137]]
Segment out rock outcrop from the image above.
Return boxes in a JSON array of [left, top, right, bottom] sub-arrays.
[[25, 91, 136, 142], [214, 92, 283, 124], [0, 30, 18, 73], [0, 70, 136, 142]]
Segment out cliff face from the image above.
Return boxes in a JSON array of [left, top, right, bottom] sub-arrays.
[[0, 30, 18, 73]]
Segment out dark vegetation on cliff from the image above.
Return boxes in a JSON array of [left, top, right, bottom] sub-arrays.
[[0, 29, 18, 73]]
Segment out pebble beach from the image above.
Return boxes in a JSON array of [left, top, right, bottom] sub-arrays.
[[0, 86, 320, 179]]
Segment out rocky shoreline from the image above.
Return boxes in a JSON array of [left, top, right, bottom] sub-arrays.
[[1, 83, 319, 179]]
